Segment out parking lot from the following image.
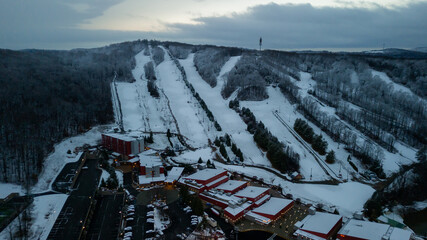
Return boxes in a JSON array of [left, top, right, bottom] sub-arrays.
[[86, 193, 125, 240], [52, 159, 82, 193], [48, 158, 101, 240]]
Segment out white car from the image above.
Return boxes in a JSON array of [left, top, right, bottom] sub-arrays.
[[126, 217, 134, 222], [124, 226, 132, 232]]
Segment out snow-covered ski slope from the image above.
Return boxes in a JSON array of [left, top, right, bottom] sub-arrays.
[[113, 50, 174, 132], [241, 87, 344, 181], [179, 54, 272, 166], [157, 47, 210, 148]]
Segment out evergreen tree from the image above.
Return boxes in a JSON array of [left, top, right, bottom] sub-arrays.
[[416, 146, 426, 162], [326, 150, 336, 164], [225, 134, 231, 146], [214, 137, 221, 147], [198, 157, 203, 163], [179, 185, 190, 203], [219, 144, 228, 159], [167, 129, 172, 138], [191, 196, 204, 216], [231, 143, 237, 153]]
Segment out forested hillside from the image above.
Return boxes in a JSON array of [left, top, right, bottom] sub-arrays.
[[0, 40, 146, 184], [190, 45, 426, 179]]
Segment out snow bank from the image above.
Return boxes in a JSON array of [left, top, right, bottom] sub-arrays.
[[33, 125, 108, 193], [0, 183, 24, 199]]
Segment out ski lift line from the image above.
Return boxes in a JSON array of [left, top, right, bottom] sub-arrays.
[[272, 111, 341, 181]]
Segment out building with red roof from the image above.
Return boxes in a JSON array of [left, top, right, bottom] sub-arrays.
[[251, 197, 294, 221], [294, 211, 342, 240], [216, 180, 248, 194]]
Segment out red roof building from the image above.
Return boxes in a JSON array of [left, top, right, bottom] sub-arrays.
[[294, 211, 342, 240], [216, 180, 248, 194], [180, 169, 229, 193], [251, 197, 294, 221], [234, 186, 269, 202], [102, 133, 144, 156], [337, 219, 413, 240]]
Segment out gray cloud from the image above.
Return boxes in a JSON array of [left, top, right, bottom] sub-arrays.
[[1, 1, 426, 50], [166, 2, 427, 49]]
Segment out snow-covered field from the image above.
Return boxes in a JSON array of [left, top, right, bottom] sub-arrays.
[[33, 125, 109, 193], [156, 48, 210, 148], [0, 194, 68, 240], [179, 54, 272, 166]]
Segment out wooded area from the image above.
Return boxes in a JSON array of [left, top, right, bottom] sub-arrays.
[[0, 40, 146, 184]]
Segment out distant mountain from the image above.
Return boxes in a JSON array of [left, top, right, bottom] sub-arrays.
[[361, 48, 427, 59], [413, 47, 427, 53]]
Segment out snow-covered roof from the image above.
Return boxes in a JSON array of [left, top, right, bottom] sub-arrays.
[[139, 154, 163, 167], [184, 168, 227, 181], [224, 202, 252, 216], [298, 211, 342, 235], [252, 197, 293, 216], [254, 194, 271, 206], [234, 186, 269, 200], [216, 180, 247, 192], [202, 190, 241, 203], [206, 176, 228, 188], [139, 174, 166, 185], [389, 227, 412, 240], [245, 211, 272, 225], [338, 219, 404, 240], [165, 167, 184, 182], [294, 229, 326, 240], [103, 132, 142, 142]]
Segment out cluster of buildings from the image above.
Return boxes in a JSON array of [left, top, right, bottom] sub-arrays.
[[179, 168, 294, 224], [293, 209, 414, 240], [101, 132, 183, 187], [101, 133, 415, 240]]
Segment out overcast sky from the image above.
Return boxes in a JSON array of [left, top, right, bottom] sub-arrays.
[[1, 0, 426, 50]]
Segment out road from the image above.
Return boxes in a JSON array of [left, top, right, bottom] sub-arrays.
[[47, 158, 101, 240], [272, 110, 341, 181]]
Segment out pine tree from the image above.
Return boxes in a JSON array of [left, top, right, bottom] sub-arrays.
[[219, 144, 228, 159], [416, 146, 426, 162], [198, 157, 203, 163], [326, 150, 336, 164]]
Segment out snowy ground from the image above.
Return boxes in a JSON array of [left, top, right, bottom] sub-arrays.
[[371, 70, 413, 95], [0, 194, 68, 240], [156, 48, 210, 148], [0, 183, 24, 199], [179, 54, 272, 166], [33, 125, 109, 193]]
